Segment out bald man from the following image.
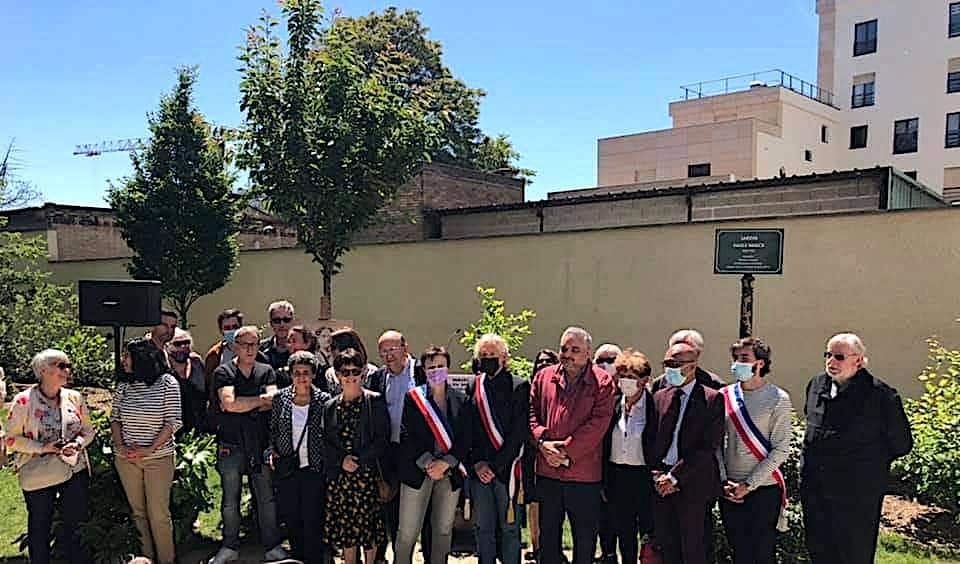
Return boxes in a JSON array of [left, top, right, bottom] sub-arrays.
[[650, 343, 724, 564]]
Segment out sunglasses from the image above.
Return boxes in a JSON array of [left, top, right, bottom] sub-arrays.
[[596, 357, 617, 364], [171, 340, 191, 347], [338, 368, 363, 377], [663, 359, 694, 369], [824, 351, 856, 361], [57, 362, 72, 371], [271, 316, 294, 324]]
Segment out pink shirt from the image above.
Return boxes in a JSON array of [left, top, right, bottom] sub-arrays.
[[529, 363, 616, 483]]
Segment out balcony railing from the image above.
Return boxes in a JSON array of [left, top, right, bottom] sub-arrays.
[[679, 69, 836, 108]]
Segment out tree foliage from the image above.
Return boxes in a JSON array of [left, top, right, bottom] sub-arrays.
[[107, 67, 244, 328], [459, 286, 536, 379], [332, 9, 533, 181], [238, 0, 440, 314]]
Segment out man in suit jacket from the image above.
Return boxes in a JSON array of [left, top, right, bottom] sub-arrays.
[[650, 343, 725, 564]]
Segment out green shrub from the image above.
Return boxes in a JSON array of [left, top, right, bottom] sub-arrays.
[[459, 286, 536, 378], [892, 337, 960, 520], [171, 430, 217, 543]]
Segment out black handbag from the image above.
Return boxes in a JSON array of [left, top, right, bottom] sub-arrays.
[[274, 409, 309, 481]]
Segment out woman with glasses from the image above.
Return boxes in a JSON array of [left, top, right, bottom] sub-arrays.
[[322, 329, 378, 395], [111, 337, 183, 564], [166, 328, 207, 435], [6, 349, 95, 564], [279, 325, 331, 392], [601, 349, 657, 564], [323, 348, 389, 564]]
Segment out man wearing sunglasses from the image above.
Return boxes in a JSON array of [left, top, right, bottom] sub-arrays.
[[800, 333, 912, 564], [260, 300, 296, 372]]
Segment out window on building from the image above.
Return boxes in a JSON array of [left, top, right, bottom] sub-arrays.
[[821, 125, 829, 143], [804, 150, 813, 162], [893, 118, 919, 154], [947, 112, 960, 148], [688, 163, 711, 177], [852, 74, 876, 108], [904, 171, 918, 180], [950, 72, 960, 93], [850, 125, 868, 149], [854, 19, 878, 56], [951, 3, 960, 37]]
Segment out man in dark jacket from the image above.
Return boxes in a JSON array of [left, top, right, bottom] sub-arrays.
[[801, 333, 912, 564]]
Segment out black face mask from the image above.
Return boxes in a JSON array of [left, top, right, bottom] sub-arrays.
[[477, 357, 500, 376]]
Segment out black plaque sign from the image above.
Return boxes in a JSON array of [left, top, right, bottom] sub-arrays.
[[714, 229, 784, 275]]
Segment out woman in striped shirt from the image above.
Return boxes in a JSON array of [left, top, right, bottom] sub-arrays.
[[111, 337, 182, 564]]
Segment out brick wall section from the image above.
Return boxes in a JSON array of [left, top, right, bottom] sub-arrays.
[[442, 208, 540, 239], [691, 175, 882, 221], [543, 195, 688, 232]]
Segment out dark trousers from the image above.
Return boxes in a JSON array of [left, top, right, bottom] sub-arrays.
[[606, 465, 655, 564], [538, 478, 602, 564], [23, 471, 90, 564], [375, 442, 401, 562], [653, 493, 712, 564], [719, 485, 781, 564], [597, 501, 616, 561], [277, 468, 328, 564], [801, 483, 883, 564]]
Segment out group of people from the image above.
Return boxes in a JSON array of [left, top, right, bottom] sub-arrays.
[[1, 296, 915, 564]]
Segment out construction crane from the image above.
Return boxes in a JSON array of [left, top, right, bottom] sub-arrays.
[[73, 126, 239, 157], [73, 138, 149, 157]]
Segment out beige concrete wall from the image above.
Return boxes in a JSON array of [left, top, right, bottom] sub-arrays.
[[827, 0, 960, 191], [756, 92, 844, 179], [669, 86, 783, 129], [46, 208, 960, 402]]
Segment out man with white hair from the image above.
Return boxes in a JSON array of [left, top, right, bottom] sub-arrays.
[[530, 327, 616, 564], [466, 333, 530, 564], [801, 333, 912, 564], [260, 300, 296, 372]]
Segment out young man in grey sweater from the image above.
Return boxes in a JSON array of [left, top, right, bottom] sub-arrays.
[[719, 337, 793, 564]]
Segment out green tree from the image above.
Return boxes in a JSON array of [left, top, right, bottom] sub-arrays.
[[238, 0, 439, 317], [107, 67, 244, 328], [459, 286, 536, 378], [0, 143, 111, 385], [331, 8, 533, 181]]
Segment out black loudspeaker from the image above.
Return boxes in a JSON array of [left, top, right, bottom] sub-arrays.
[[79, 279, 162, 327]]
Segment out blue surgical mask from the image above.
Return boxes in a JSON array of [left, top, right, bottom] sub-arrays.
[[664, 367, 685, 387], [731, 362, 755, 382], [223, 329, 237, 344]]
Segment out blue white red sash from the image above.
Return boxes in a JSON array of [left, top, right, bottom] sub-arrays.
[[474, 374, 524, 502], [721, 383, 787, 510], [408, 385, 468, 477]]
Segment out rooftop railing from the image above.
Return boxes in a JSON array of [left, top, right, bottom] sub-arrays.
[[679, 69, 837, 108]]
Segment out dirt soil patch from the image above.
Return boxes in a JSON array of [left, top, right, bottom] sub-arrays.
[[882, 495, 960, 554]]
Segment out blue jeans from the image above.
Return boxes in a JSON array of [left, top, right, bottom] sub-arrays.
[[472, 479, 520, 564], [217, 447, 281, 550]]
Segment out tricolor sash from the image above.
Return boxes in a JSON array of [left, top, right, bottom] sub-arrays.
[[722, 383, 788, 530], [408, 385, 468, 478], [474, 374, 525, 516]]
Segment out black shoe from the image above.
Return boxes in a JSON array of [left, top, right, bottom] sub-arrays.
[[525, 549, 539, 562]]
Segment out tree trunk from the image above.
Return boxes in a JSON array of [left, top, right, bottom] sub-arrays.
[[320, 269, 332, 320]]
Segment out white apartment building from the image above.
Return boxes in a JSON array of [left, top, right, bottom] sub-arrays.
[[589, 0, 960, 198]]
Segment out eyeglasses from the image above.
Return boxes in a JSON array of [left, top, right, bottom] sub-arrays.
[[378, 346, 404, 356], [236, 341, 259, 350], [617, 369, 648, 379], [596, 357, 617, 364], [171, 340, 191, 347], [56, 362, 72, 370], [662, 359, 695, 369], [271, 316, 293, 325], [824, 351, 856, 361], [338, 368, 363, 377]]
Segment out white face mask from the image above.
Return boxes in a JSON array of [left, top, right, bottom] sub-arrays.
[[618, 378, 640, 397]]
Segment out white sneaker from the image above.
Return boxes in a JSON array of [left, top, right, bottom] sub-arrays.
[[207, 547, 239, 564], [264, 545, 291, 562]]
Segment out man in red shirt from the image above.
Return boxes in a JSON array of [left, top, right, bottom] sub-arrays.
[[529, 327, 616, 564]]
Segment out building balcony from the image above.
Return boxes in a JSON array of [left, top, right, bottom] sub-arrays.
[[679, 69, 837, 109]]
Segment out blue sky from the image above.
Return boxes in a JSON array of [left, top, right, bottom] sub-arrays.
[[2, 0, 819, 206]]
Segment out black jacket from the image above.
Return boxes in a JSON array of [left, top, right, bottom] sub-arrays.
[[465, 370, 530, 484], [602, 389, 657, 484], [398, 384, 471, 490], [322, 390, 390, 482], [801, 369, 913, 496], [269, 385, 330, 473]]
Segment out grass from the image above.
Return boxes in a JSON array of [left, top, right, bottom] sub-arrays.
[[0, 466, 957, 564]]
